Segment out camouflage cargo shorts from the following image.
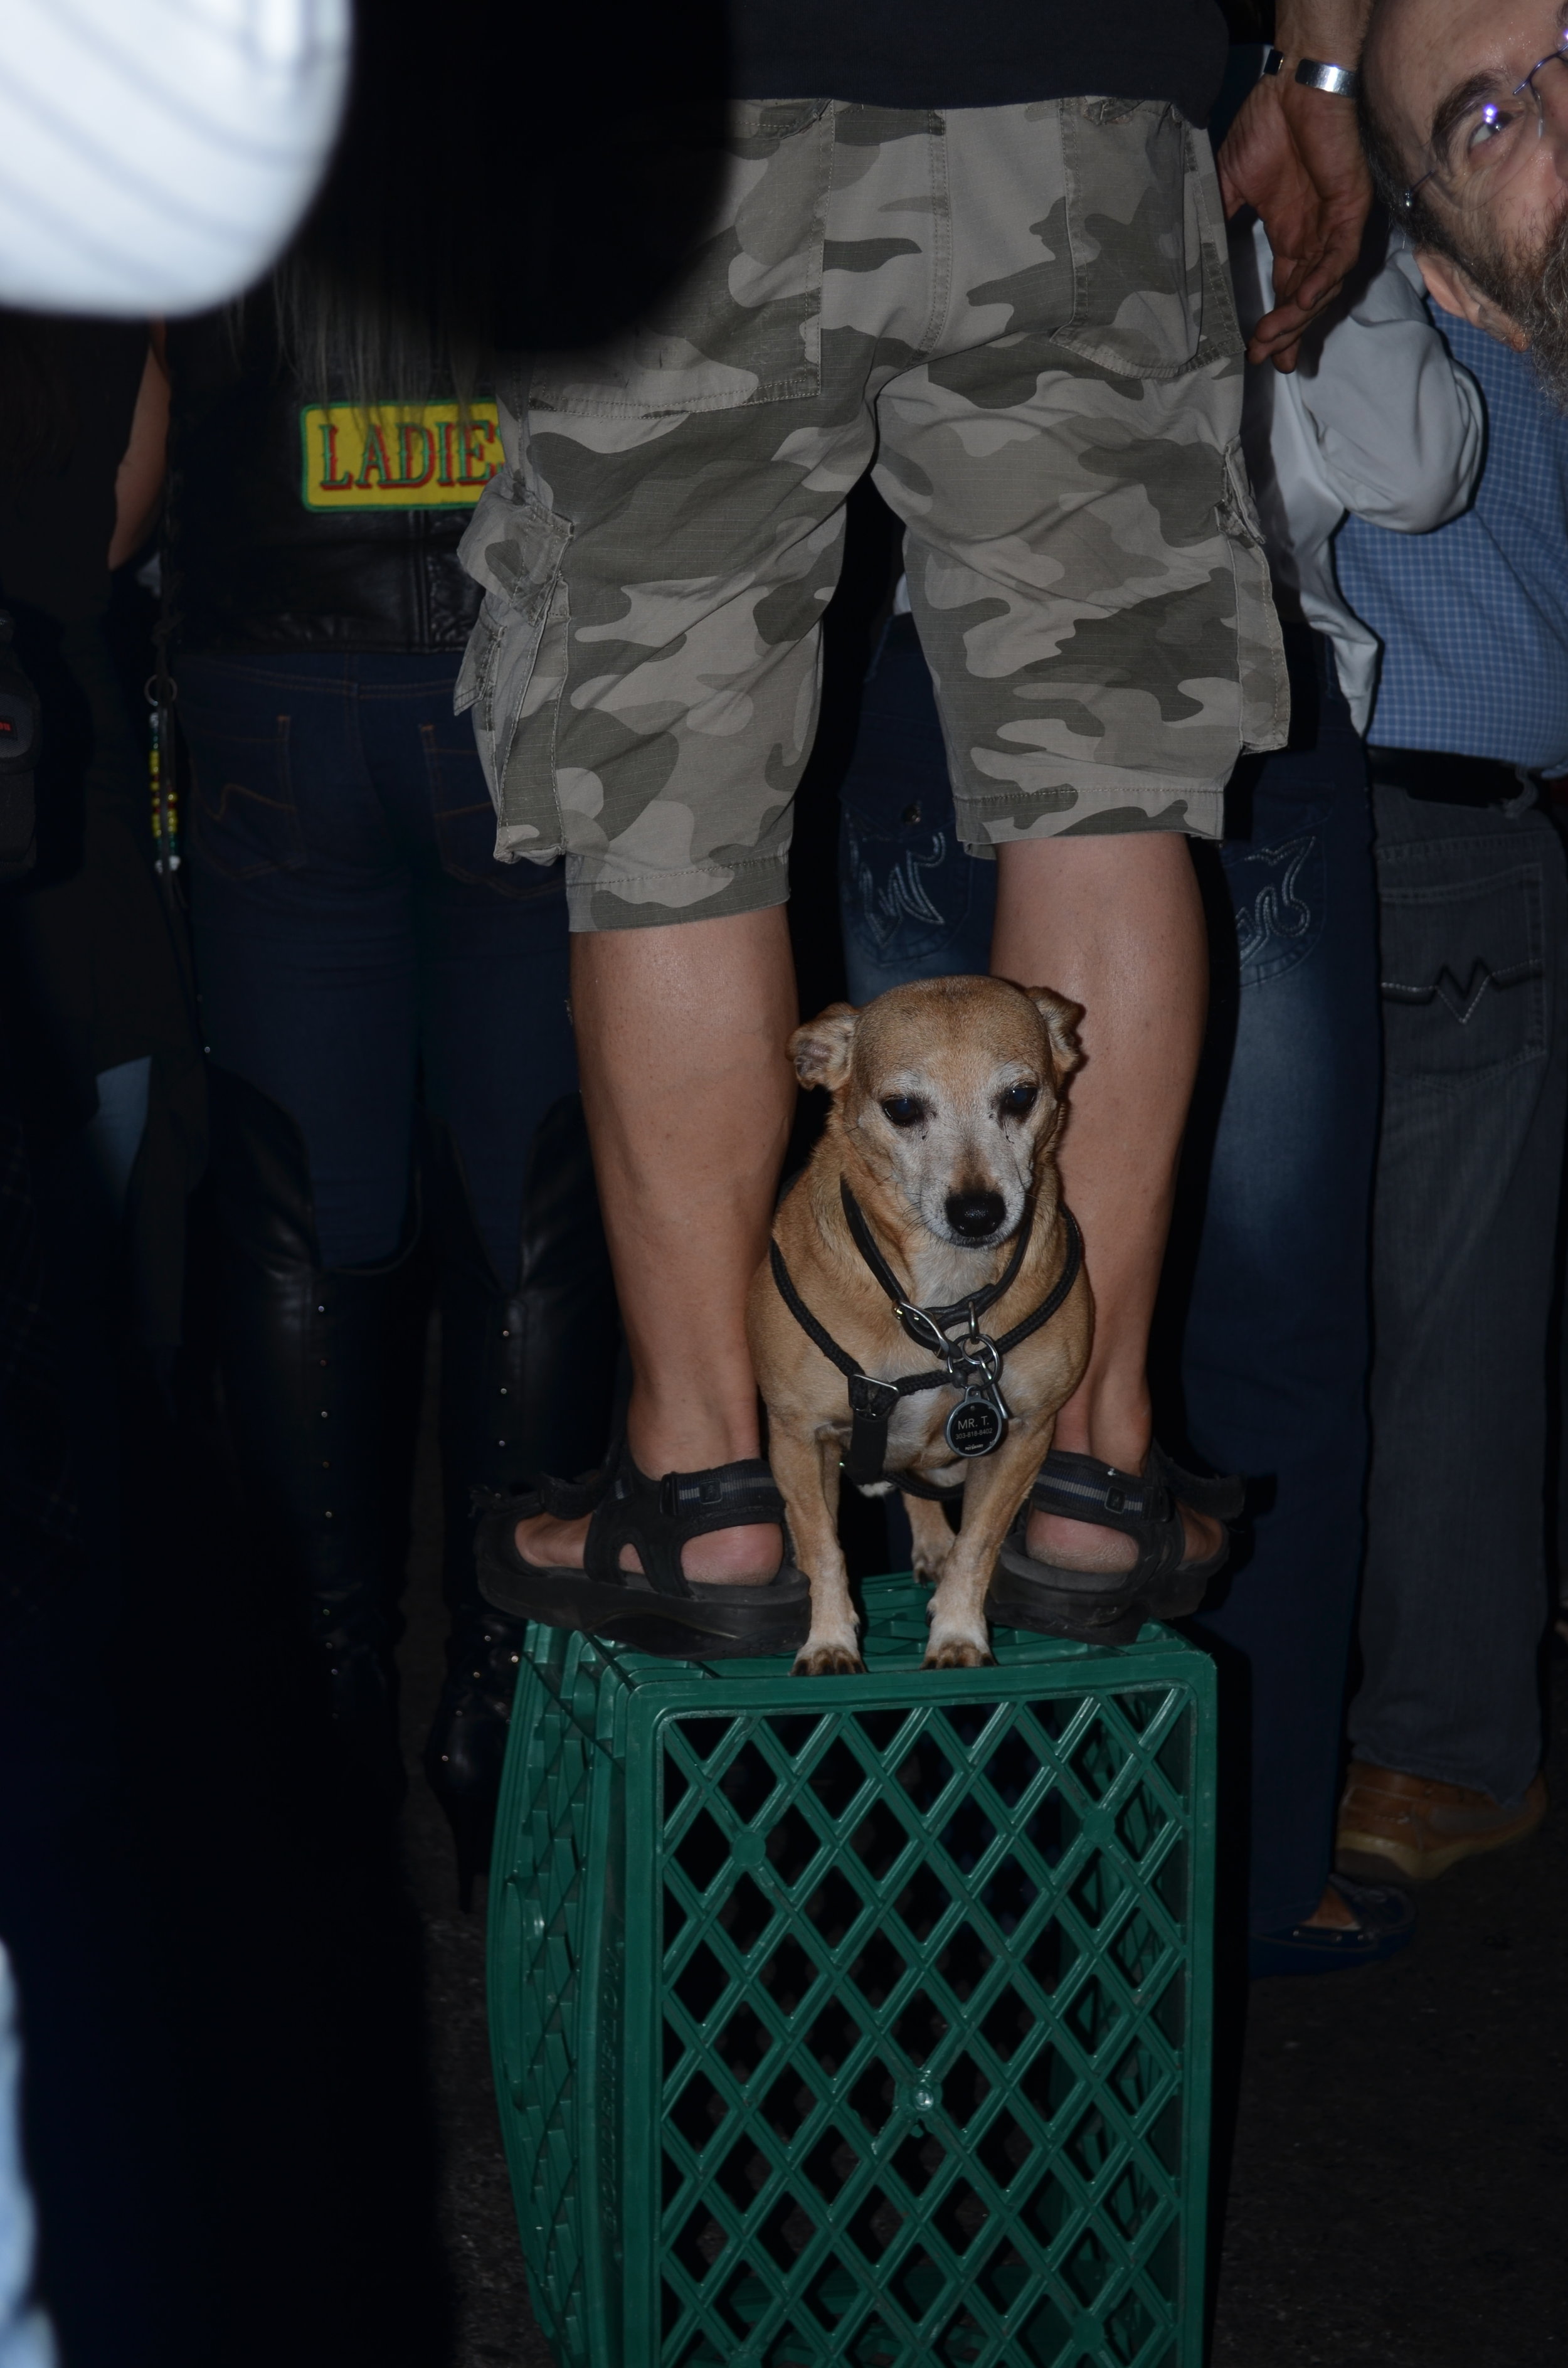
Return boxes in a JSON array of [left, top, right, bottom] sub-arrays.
[[457, 97, 1289, 932]]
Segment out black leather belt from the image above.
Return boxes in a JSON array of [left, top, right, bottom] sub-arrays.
[[1367, 745, 1539, 807]]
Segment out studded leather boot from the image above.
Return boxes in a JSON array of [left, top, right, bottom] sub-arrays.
[[208, 1067, 426, 1807], [423, 1096, 618, 1906]]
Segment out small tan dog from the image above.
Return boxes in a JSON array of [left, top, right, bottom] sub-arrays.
[[746, 974, 1093, 1675]]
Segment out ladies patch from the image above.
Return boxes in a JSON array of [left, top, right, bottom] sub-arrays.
[[299, 401, 502, 509]]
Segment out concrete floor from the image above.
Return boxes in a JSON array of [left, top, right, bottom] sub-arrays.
[[393, 1351, 1568, 2368]]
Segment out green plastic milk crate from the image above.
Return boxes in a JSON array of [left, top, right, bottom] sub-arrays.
[[487, 1574, 1217, 2368]]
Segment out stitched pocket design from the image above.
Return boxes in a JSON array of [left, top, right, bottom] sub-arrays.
[[1223, 823, 1327, 987], [1054, 104, 1239, 380], [185, 709, 302, 879], [1378, 857, 1546, 1090]]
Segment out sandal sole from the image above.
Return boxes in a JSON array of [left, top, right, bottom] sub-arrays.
[[477, 1530, 811, 1659], [988, 1544, 1213, 1645]]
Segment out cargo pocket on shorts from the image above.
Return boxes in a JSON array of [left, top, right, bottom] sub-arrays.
[[1220, 439, 1290, 754], [455, 472, 572, 860], [525, 98, 833, 417], [1054, 102, 1240, 379]]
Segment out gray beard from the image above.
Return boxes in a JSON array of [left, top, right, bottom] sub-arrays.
[[1454, 208, 1568, 410]]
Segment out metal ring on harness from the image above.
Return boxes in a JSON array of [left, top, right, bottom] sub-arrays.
[[768, 1191, 1083, 1490]]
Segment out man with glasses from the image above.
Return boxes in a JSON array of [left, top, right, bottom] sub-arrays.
[[1324, 214, 1567, 1886], [1360, 0, 1568, 395]]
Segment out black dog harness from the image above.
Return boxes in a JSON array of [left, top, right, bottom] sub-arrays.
[[769, 1181, 1083, 1495]]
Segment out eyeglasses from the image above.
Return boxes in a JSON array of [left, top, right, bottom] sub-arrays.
[[1404, 30, 1568, 215]]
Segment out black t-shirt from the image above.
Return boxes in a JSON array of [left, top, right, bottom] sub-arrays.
[[729, 0, 1229, 124]]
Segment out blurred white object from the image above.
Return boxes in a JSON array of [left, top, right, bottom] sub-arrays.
[[0, 0, 350, 314], [0, 1945, 54, 2368]]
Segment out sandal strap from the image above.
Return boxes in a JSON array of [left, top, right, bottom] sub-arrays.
[[1031, 1444, 1244, 1531], [1147, 1442, 1246, 1523], [1027, 1443, 1242, 1591], [471, 1466, 612, 1524], [583, 1446, 785, 1598], [1029, 1448, 1174, 1536]]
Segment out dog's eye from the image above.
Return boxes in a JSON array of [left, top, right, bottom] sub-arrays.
[[881, 1095, 926, 1128], [999, 1083, 1039, 1119]]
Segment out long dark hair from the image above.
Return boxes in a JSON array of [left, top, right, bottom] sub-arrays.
[[261, 0, 491, 403], [260, 0, 731, 406]]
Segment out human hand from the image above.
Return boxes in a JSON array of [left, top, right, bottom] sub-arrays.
[[1217, 0, 1373, 369], [1217, 73, 1371, 367]]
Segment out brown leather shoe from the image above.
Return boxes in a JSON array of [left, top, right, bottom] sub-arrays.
[[1336, 1760, 1547, 1884]]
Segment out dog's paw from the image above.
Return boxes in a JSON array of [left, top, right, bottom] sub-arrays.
[[923, 1635, 996, 1672], [793, 1641, 866, 1677]]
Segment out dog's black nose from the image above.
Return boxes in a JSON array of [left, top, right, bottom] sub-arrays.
[[946, 1189, 1006, 1240]]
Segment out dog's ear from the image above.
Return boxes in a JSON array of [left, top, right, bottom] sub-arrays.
[[1027, 987, 1085, 1086], [790, 1004, 858, 1092]]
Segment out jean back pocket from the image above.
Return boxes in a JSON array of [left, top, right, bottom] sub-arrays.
[[1222, 815, 1327, 989], [1378, 852, 1547, 1091], [184, 703, 302, 879]]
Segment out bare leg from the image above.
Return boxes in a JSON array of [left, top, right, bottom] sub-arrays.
[[515, 907, 795, 1584], [991, 834, 1221, 1571]]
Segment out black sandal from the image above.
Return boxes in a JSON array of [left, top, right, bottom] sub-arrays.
[[475, 1443, 810, 1659], [988, 1443, 1242, 1643]]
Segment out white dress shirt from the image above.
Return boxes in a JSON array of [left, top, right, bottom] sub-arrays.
[[1234, 219, 1485, 734]]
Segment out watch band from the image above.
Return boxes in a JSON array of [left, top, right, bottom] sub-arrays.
[[1261, 46, 1360, 97]]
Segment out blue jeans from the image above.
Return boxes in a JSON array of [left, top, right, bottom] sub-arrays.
[[837, 617, 996, 1000], [181, 654, 577, 1281], [1348, 783, 1568, 1803], [834, 622, 1380, 1933], [1175, 637, 1379, 1932]]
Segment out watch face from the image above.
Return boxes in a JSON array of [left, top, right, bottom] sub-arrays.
[[945, 1398, 1005, 1458]]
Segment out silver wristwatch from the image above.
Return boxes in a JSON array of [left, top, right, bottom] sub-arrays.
[[1261, 45, 1360, 97]]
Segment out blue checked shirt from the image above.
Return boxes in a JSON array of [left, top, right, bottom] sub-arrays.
[[1335, 305, 1568, 770]]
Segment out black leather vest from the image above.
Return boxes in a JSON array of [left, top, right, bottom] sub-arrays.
[[165, 309, 484, 656]]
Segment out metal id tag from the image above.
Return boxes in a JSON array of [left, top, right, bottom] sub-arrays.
[[945, 1389, 1007, 1458]]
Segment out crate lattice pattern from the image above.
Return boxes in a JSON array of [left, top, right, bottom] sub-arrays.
[[496, 1659, 605, 2368], [657, 1689, 1190, 2368], [490, 1586, 1209, 2368]]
